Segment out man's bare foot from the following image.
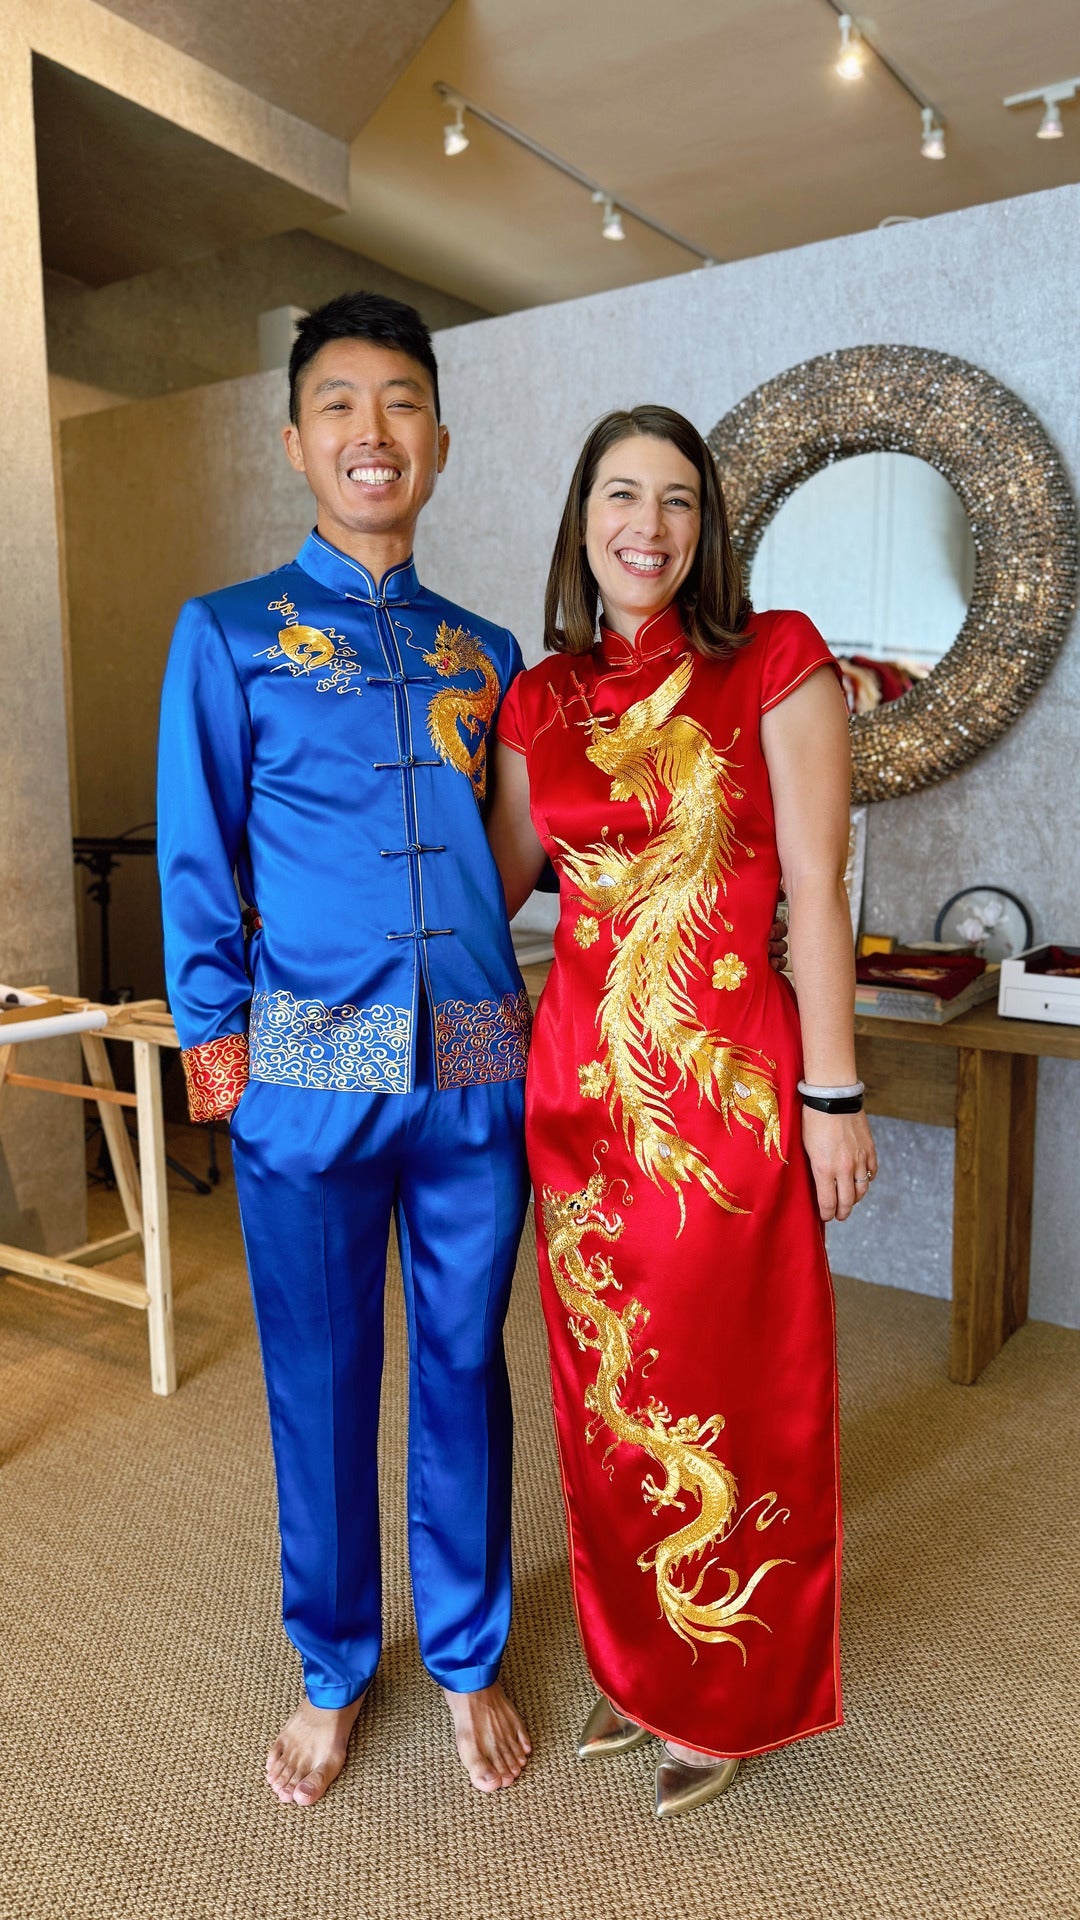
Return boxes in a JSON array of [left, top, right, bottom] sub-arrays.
[[265, 1693, 365, 1807], [441, 1681, 531, 1792]]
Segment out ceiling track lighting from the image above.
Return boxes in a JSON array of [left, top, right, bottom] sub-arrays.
[[920, 107, 946, 161], [593, 192, 625, 242], [1003, 77, 1079, 141], [835, 13, 865, 81], [433, 81, 718, 269], [822, 0, 947, 162], [442, 95, 469, 157]]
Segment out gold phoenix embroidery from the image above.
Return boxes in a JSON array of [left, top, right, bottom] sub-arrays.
[[422, 622, 499, 800], [574, 915, 600, 949], [543, 1170, 791, 1657], [556, 658, 781, 1223]]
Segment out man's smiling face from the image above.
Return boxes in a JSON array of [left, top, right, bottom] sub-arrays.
[[282, 338, 449, 553]]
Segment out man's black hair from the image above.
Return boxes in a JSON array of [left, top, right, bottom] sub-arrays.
[[287, 290, 441, 425]]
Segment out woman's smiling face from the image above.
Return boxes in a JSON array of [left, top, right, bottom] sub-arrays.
[[583, 434, 702, 639]]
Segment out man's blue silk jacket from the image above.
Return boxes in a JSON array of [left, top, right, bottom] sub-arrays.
[[158, 531, 529, 1121]]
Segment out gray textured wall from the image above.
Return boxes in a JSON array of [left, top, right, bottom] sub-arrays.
[[416, 184, 1080, 1329]]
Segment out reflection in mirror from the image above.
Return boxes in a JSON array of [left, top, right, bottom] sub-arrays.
[[750, 452, 975, 711]]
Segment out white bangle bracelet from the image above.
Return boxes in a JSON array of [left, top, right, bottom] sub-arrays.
[[797, 1080, 865, 1100]]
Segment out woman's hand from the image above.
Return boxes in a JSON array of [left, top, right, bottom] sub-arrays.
[[802, 1107, 878, 1223]]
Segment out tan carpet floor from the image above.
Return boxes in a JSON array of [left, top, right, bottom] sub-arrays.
[[1, 1131, 1078, 1920]]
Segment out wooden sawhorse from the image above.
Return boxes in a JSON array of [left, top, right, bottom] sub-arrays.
[[0, 996, 179, 1394]]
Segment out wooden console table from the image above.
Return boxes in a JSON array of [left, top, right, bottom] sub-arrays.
[[854, 1003, 1079, 1384], [0, 996, 179, 1395], [520, 965, 1078, 1386]]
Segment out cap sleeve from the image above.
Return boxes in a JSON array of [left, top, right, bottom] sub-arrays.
[[760, 609, 845, 713], [495, 669, 528, 755]]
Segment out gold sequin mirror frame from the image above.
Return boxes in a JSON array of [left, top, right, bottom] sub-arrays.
[[707, 345, 1078, 804]]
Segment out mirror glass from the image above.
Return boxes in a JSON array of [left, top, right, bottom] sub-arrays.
[[750, 453, 975, 705]]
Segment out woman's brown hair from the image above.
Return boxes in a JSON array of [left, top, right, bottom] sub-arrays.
[[543, 404, 753, 657]]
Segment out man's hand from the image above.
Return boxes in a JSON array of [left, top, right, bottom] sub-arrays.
[[768, 895, 789, 974]]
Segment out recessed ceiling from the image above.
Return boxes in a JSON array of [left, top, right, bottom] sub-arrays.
[[316, 0, 1080, 313], [33, 57, 342, 287], [89, 0, 453, 140]]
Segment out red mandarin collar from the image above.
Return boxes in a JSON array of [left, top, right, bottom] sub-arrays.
[[598, 601, 689, 668]]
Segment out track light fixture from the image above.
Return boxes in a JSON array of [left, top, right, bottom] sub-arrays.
[[432, 82, 718, 268], [442, 96, 469, 157], [823, 1, 947, 163], [593, 193, 625, 242], [920, 107, 946, 160], [835, 13, 865, 81], [1004, 77, 1079, 141]]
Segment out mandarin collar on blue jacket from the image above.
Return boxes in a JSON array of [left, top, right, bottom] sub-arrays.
[[296, 530, 420, 605]]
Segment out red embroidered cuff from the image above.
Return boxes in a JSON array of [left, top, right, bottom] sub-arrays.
[[181, 1032, 249, 1124]]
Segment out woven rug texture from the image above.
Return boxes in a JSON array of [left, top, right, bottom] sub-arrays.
[[0, 1133, 1077, 1920]]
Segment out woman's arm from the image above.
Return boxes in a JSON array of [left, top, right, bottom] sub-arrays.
[[486, 739, 549, 919], [761, 668, 878, 1223]]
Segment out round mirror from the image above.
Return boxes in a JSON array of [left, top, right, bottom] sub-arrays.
[[750, 453, 974, 706], [708, 345, 1078, 802]]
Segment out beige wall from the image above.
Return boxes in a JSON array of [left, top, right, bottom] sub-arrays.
[[63, 373, 315, 1008], [46, 230, 486, 402], [0, 42, 85, 1252], [0, 0, 348, 1250]]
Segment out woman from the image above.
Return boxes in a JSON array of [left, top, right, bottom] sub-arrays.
[[487, 406, 877, 1817]]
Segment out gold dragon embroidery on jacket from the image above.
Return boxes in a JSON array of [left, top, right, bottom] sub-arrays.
[[556, 656, 781, 1224], [422, 622, 499, 801], [543, 1170, 791, 1656]]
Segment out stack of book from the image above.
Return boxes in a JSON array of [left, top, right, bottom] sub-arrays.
[[854, 950, 999, 1025]]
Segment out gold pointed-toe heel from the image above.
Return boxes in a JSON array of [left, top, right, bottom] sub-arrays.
[[576, 1696, 651, 1759], [654, 1748, 740, 1818]]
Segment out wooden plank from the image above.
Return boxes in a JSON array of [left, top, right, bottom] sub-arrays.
[[856, 1003, 1080, 1062], [856, 1032, 957, 1128], [61, 1230, 142, 1268], [81, 1033, 144, 1236], [0, 1242, 148, 1310], [0, 1043, 12, 1118], [104, 1019, 178, 1047], [3, 1070, 137, 1107], [134, 1040, 177, 1396], [950, 1047, 1015, 1384]]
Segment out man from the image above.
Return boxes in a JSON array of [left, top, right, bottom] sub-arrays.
[[158, 292, 533, 1804]]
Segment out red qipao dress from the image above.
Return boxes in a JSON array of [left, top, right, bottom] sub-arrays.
[[497, 605, 846, 1759]]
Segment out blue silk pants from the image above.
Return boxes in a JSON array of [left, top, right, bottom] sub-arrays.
[[229, 1025, 529, 1708]]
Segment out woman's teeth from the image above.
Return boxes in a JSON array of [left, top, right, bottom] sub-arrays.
[[347, 467, 400, 485], [617, 550, 669, 573]]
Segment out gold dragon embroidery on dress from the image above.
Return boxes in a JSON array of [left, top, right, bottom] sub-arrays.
[[543, 1170, 791, 1657], [557, 657, 781, 1224], [422, 622, 500, 801]]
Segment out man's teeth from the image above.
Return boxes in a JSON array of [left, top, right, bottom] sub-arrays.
[[617, 550, 669, 573], [347, 467, 400, 484]]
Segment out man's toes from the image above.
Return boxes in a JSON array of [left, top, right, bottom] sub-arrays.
[[293, 1766, 326, 1806]]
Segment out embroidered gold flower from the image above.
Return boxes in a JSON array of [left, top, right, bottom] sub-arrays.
[[574, 915, 600, 949], [712, 952, 747, 991], [577, 1061, 608, 1099]]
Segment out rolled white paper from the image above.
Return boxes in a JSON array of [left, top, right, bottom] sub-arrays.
[[0, 1008, 109, 1047]]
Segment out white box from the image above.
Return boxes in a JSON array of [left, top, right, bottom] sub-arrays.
[[997, 945, 1080, 1027]]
